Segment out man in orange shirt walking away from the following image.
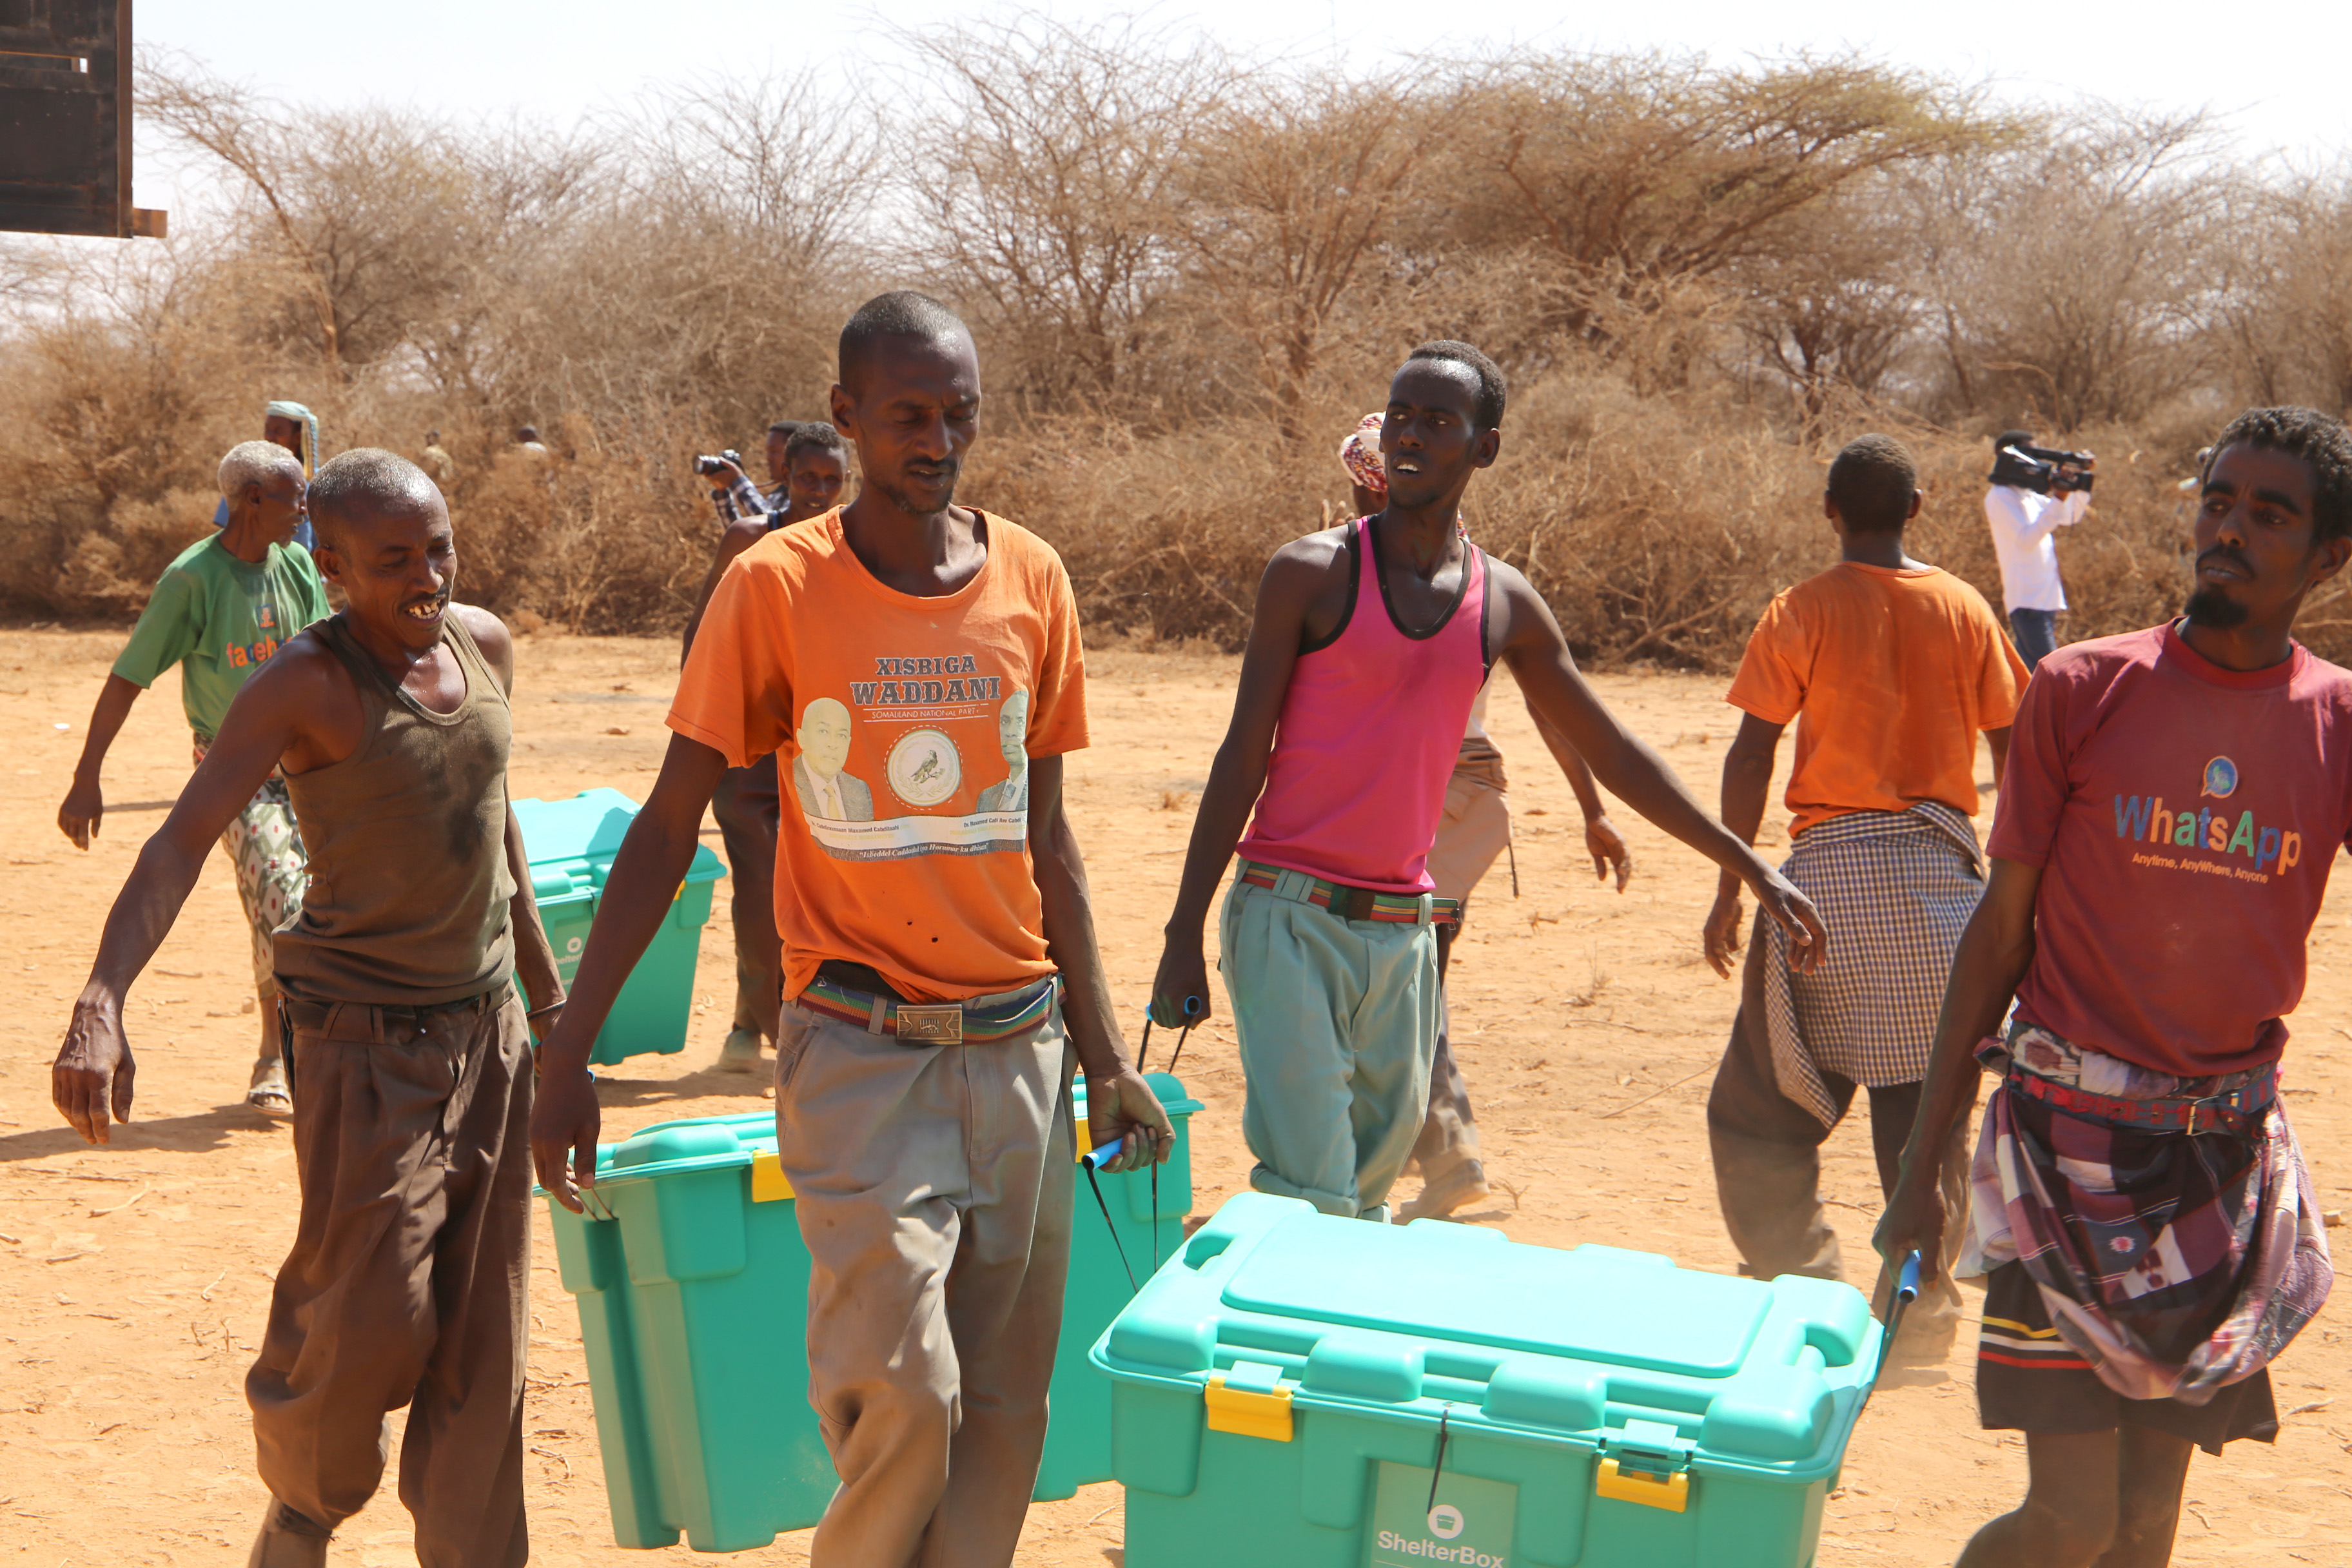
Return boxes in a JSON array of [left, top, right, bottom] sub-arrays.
[[1703, 434, 2028, 1354]]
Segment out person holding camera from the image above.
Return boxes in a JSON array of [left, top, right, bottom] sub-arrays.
[[1984, 428, 2095, 671], [700, 419, 805, 524], [685, 422, 851, 1072]]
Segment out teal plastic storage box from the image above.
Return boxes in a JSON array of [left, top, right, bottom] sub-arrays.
[[514, 788, 725, 1066], [1092, 1193, 1885, 1568], [544, 1072, 1201, 1551]]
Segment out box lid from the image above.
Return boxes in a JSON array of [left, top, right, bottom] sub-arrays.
[[513, 787, 724, 895], [1094, 1193, 1881, 1477]]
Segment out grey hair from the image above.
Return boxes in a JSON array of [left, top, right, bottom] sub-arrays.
[[217, 440, 304, 500]]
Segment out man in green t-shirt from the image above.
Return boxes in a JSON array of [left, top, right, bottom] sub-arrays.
[[59, 440, 331, 1115]]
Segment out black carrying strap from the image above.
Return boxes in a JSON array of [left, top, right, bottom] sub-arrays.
[[1083, 1159, 1137, 1293], [1426, 1404, 1453, 1513]]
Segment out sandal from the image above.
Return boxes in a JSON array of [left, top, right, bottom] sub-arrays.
[[247, 1057, 293, 1119]]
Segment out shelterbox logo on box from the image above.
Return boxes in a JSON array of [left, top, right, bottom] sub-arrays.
[[1371, 1534, 1504, 1565]]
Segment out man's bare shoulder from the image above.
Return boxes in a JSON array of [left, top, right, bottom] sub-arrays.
[[240, 622, 355, 711], [453, 602, 514, 681]]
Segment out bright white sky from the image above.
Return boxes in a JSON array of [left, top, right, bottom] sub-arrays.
[[128, 0, 2351, 213]]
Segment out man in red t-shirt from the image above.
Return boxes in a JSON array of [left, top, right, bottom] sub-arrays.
[[1879, 407, 2352, 1567]]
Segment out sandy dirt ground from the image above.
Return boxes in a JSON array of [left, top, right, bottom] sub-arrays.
[[2, 626, 2349, 1567]]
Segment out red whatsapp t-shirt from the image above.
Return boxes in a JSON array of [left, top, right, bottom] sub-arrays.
[[1989, 622, 2352, 1077]]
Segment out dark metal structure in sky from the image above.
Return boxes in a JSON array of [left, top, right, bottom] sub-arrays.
[[1, 0, 164, 238]]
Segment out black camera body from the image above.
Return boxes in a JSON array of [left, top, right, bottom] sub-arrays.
[[693, 449, 743, 479], [1990, 442, 2095, 495]]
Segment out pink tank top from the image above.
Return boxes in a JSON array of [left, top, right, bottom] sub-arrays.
[[1238, 516, 1492, 892]]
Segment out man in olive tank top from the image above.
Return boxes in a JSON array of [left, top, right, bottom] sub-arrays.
[[1152, 341, 1829, 1222], [50, 451, 565, 1568]]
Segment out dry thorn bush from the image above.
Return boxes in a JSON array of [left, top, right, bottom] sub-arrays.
[[1, 20, 2343, 665]]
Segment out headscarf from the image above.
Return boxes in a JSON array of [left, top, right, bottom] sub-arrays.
[[266, 400, 320, 479], [1338, 411, 1386, 495]]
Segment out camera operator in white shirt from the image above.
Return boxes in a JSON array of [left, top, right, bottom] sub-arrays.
[[1982, 428, 2094, 670]]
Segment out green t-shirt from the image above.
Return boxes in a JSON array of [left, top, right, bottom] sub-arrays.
[[112, 534, 331, 741]]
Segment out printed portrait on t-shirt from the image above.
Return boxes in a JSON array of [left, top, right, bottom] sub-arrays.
[[791, 696, 875, 822], [975, 689, 1030, 814]]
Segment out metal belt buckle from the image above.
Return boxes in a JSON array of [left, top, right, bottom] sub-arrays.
[[895, 1004, 965, 1044]]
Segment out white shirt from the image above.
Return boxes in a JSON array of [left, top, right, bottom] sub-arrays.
[[1983, 484, 2091, 614]]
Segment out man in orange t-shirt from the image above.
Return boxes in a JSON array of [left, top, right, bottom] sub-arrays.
[[529, 292, 1173, 1568], [1702, 434, 2028, 1355]]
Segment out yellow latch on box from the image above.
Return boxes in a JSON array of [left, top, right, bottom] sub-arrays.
[[1204, 1368, 1293, 1442], [1595, 1456, 1689, 1513], [750, 1153, 794, 1203]]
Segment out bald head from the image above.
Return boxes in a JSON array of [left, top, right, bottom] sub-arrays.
[[839, 291, 970, 394], [308, 449, 440, 546]]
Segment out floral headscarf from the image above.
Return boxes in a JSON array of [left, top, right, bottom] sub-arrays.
[[1338, 411, 1386, 495]]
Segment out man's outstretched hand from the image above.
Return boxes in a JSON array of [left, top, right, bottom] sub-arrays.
[[1585, 813, 1632, 892], [1750, 869, 1828, 975], [1085, 1064, 1175, 1175], [54, 999, 135, 1144]]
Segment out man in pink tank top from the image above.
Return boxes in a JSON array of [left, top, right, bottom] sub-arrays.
[[1152, 341, 1828, 1221]]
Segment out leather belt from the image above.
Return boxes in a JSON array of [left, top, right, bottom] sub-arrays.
[[2004, 1061, 2276, 1138], [795, 965, 1059, 1045]]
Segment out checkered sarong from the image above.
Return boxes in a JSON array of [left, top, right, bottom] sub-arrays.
[[1961, 1023, 2332, 1404], [1759, 801, 1983, 1126]]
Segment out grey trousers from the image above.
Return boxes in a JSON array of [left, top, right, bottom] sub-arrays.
[[246, 987, 532, 1568], [774, 990, 1075, 1568]]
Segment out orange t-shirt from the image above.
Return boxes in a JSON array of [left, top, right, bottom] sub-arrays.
[[1725, 562, 2027, 838], [668, 508, 1089, 1003]]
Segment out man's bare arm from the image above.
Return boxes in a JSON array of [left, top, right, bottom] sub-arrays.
[[1525, 700, 1631, 890], [1148, 542, 1329, 1023], [59, 674, 143, 850], [1030, 754, 1172, 1172], [1703, 712, 1787, 977], [683, 520, 767, 660], [530, 732, 730, 1210], [1986, 725, 2011, 791], [1875, 856, 2040, 1280], [1493, 565, 1825, 969], [51, 654, 323, 1144]]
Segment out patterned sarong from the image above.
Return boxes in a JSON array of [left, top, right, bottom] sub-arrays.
[[1959, 1023, 2333, 1404], [1759, 801, 1984, 1126], [193, 736, 309, 1003]]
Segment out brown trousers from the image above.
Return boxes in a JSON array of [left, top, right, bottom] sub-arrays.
[[773, 991, 1073, 1568], [711, 754, 783, 1040], [1706, 937, 1968, 1333], [246, 987, 533, 1567]]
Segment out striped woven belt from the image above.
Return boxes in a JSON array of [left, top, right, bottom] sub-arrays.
[[1237, 861, 1460, 926], [795, 970, 1059, 1045], [2005, 1061, 2276, 1139]]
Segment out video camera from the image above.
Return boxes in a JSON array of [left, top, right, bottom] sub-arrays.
[[693, 449, 743, 478], [1990, 442, 2095, 495]]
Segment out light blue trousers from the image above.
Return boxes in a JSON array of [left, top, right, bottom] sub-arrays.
[[1220, 873, 1440, 1221]]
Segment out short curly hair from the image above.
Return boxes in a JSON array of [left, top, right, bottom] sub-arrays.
[[2206, 406, 2352, 543], [1826, 433, 1918, 533]]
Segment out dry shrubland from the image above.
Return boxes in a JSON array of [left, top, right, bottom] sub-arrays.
[[5, 16, 2351, 667]]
